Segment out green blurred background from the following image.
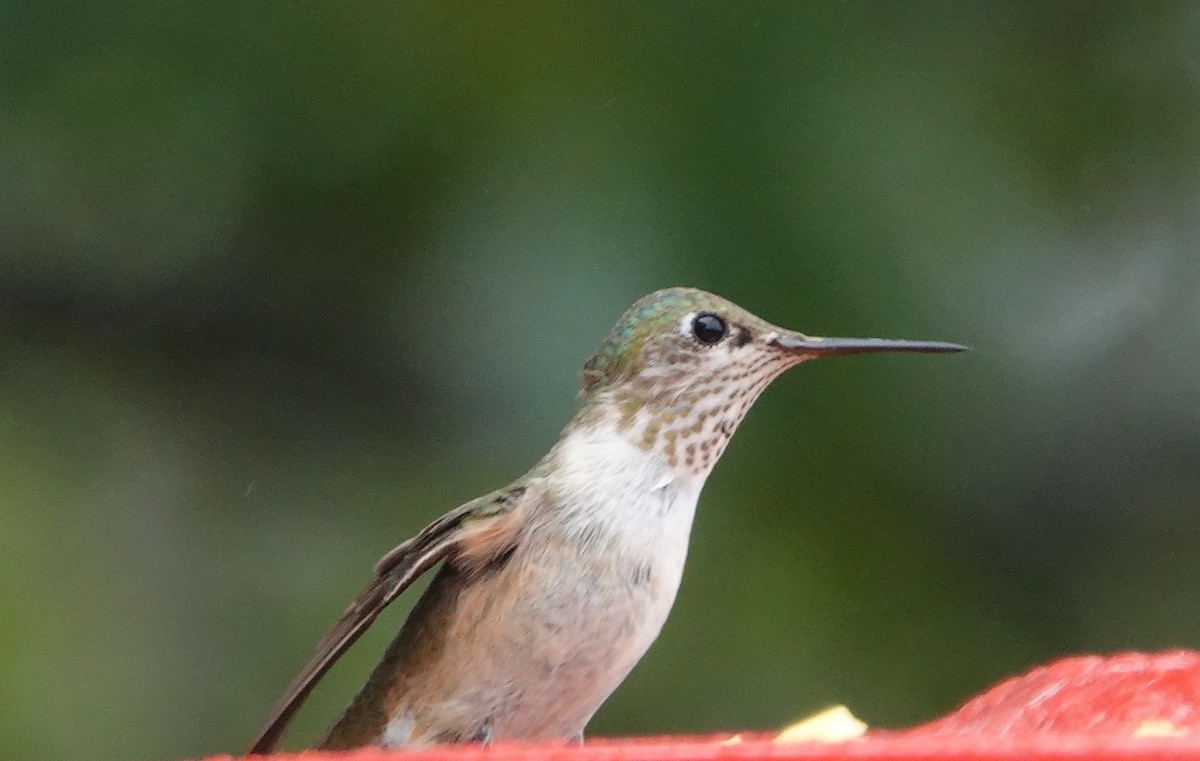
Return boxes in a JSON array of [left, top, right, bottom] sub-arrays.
[[4, 3, 1200, 759]]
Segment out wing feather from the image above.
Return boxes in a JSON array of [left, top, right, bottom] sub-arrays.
[[246, 486, 528, 754]]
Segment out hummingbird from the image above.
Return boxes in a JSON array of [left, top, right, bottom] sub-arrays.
[[248, 287, 964, 753]]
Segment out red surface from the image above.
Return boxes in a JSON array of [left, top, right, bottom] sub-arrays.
[[207, 736, 1200, 761], [214, 650, 1200, 761], [913, 650, 1200, 736]]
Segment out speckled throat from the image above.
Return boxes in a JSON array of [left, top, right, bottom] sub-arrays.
[[610, 351, 799, 477]]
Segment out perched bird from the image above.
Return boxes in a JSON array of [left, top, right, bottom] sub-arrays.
[[248, 287, 964, 753]]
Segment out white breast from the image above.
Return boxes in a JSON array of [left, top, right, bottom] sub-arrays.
[[548, 422, 703, 610], [381, 422, 709, 746]]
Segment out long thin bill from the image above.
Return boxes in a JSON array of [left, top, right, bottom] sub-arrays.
[[771, 334, 968, 356]]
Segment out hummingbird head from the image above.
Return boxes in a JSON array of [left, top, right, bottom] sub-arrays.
[[575, 287, 964, 478]]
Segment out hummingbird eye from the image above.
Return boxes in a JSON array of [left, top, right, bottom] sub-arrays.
[[691, 312, 727, 345]]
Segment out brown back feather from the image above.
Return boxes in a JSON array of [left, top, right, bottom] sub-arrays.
[[246, 486, 528, 754]]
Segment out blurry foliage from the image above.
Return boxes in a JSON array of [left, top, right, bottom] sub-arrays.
[[2, 3, 1200, 760]]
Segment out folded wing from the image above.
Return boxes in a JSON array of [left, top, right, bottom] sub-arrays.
[[247, 485, 530, 754]]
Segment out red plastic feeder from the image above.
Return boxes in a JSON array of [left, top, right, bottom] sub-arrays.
[[212, 650, 1200, 761]]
